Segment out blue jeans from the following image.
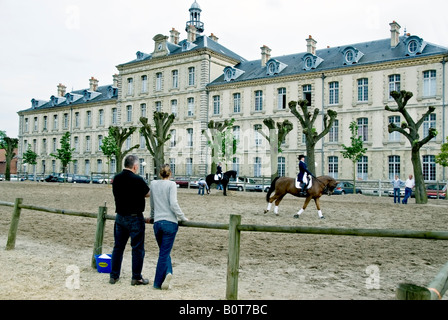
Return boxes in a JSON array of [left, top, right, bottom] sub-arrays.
[[402, 187, 412, 204], [198, 185, 205, 195], [110, 214, 145, 280], [393, 188, 401, 203], [153, 220, 178, 288]]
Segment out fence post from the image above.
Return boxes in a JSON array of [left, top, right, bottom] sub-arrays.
[[226, 214, 241, 300], [6, 198, 23, 250], [91, 206, 107, 269]]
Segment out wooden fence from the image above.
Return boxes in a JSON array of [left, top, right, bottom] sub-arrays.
[[1, 198, 448, 300]]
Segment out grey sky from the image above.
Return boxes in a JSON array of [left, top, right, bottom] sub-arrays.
[[1, 0, 447, 138]]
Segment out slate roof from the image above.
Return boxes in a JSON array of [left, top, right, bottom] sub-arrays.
[[119, 35, 247, 67], [18, 85, 118, 114], [208, 36, 448, 87]]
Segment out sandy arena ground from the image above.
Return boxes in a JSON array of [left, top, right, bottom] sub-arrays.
[[0, 181, 447, 300]]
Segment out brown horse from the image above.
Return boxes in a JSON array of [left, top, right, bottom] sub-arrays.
[[265, 175, 338, 219]]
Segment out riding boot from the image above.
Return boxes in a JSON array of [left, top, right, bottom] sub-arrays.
[[301, 183, 307, 193]]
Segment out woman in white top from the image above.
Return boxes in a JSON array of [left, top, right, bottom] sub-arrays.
[[148, 164, 188, 289]]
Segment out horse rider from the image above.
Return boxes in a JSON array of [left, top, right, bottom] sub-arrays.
[[216, 162, 223, 181], [297, 155, 313, 192]]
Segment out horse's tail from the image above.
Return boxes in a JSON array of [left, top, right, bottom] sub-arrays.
[[266, 177, 279, 202]]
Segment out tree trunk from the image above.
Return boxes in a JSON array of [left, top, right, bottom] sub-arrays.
[[306, 143, 316, 176], [411, 149, 428, 204]]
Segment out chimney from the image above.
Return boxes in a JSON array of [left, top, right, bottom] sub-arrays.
[[306, 35, 317, 55], [260, 45, 271, 67], [390, 21, 401, 48], [187, 24, 197, 42], [57, 83, 66, 97], [89, 77, 99, 91], [209, 33, 219, 42], [170, 28, 180, 44], [113, 74, 119, 87]]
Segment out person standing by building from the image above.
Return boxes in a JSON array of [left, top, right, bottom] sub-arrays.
[[110, 155, 150, 285], [402, 174, 415, 204], [197, 178, 208, 195], [391, 175, 404, 204], [148, 164, 189, 290]]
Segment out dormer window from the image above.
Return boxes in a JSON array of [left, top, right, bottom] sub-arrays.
[[223, 66, 244, 82], [302, 53, 323, 71], [404, 35, 426, 56], [180, 40, 197, 52], [341, 47, 364, 65], [266, 59, 287, 75]]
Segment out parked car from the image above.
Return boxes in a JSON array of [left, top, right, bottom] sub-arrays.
[[190, 178, 204, 189], [333, 182, 362, 195], [426, 184, 447, 199], [92, 175, 113, 184], [57, 174, 74, 183], [227, 177, 267, 192], [44, 174, 58, 182], [72, 175, 91, 183], [173, 177, 190, 188]]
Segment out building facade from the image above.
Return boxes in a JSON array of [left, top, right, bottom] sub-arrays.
[[17, 2, 448, 182]]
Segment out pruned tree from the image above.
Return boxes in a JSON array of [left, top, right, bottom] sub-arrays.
[[258, 118, 293, 180], [385, 90, 437, 204], [22, 144, 38, 181], [289, 99, 338, 175], [0, 133, 18, 181], [109, 126, 140, 172], [100, 128, 119, 176], [140, 112, 175, 178], [202, 118, 235, 173], [50, 132, 74, 180], [341, 121, 367, 193]]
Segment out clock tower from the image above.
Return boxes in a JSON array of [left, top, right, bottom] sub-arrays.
[[185, 1, 204, 33]]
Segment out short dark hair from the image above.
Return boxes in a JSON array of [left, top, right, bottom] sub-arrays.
[[124, 155, 139, 169]]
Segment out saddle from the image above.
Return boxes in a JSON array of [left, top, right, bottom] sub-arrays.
[[214, 174, 222, 181], [295, 177, 312, 190]]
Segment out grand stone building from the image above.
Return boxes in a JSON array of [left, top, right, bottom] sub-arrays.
[[17, 1, 448, 182]]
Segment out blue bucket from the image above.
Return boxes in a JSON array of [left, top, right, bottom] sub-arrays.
[[95, 254, 112, 273]]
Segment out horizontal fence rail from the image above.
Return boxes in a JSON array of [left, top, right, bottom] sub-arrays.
[[1, 199, 447, 300]]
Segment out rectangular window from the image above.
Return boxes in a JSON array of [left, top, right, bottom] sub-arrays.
[[63, 113, 68, 129], [98, 135, 103, 151], [254, 124, 262, 146], [86, 111, 91, 127], [126, 105, 132, 122], [127, 78, 134, 95], [53, 115, 58, 130], [232, 157, 240, 174], [357, 156, 368, 180], [388, 155, 400, 180], [357, 78, 368, 102], [140, 104, 147, 118], [186, 158, 193, 176], [74, 136, 79, 153], [112, 108, 117, 124], [255, 90, 263, 111], [187, 97, 194, 116], [329, 81, 339, 105], [329, 119, 339, 142], [170, 129, 176, 148], [156, 72, 162, 91], [74, 113, 79, 128], [170, 100, 177, 116], [172, 70, 179, 88], [254, 157, 261, 177], [97, 159, 103, 173], [33, 117, 38, 131], [85, 136, 91, 152], [388, 74, 401, 99], [388, 116, 401, 141], [141, 75, 148, 93], [357, 117, 368, 142], [423, 114, 436, 140], [233, 126, 240, 148], [99, 109, 104, 126], [277, 88, 287, 110], [213, 95, 220, 115], [155, 101, 162, 112], [139, 158, 145, 176], [233, 93, 241, 113], [278, 156, 286, 177], [140, 133, 145, 149], [328, 156, 338, 179], [303, 84, 312, 106], [188, 67, 195, 86], [43, 116, 48, 130], [422, 155, 436, 181], [169, 158, 176, 176], [187, 128, 193, 147], [423, 70, 436, 97]]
